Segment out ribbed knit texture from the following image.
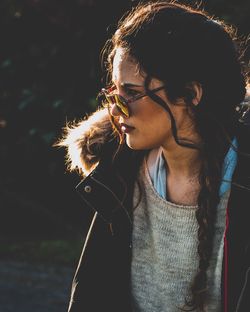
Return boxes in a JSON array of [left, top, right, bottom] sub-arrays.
[[131, 159, 229, 312]]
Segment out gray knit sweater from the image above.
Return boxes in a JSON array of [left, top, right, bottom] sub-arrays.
[[131, 159, 229, 312]]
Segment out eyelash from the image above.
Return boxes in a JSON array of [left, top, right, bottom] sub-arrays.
[[125, 89, 140, 96]]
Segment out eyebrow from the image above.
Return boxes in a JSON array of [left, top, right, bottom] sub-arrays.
[[120, 82, 144, 88]]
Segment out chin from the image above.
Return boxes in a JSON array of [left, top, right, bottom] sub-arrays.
[[125, 136, 154, 150]]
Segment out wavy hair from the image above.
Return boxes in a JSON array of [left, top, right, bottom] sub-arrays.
[[101, 1, 248, 310]]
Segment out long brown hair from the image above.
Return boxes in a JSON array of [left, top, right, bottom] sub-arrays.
[[101, 1, 248, 310]]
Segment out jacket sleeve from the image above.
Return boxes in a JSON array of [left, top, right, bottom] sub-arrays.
[[67, 211, 122, 312]]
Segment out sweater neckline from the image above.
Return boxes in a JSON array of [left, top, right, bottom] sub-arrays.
[[143, 157, 198, 210]]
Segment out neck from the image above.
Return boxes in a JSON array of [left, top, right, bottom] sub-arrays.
[[162, 139, 201, 179]]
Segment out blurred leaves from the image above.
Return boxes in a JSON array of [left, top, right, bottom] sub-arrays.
[[0, 239, 83, 266], [1, 59, 12, 69]]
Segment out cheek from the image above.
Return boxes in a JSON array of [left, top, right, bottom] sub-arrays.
[[127, 96, 193, 150], [127, 107, 171, 149], [132, 100, 163, 121], [137, 104, 170, 131]]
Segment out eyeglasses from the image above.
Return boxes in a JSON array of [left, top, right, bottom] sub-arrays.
[[99, 85, 165, 118]]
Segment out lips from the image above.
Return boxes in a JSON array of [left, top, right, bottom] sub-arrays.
[[120, 123, 135, 133]]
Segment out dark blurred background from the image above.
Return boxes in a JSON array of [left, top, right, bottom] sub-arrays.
[[0, 0, 249, 310]]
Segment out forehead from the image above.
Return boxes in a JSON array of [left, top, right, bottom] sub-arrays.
[[112, 47, 145, 85]]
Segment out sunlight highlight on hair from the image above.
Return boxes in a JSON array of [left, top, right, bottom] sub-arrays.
[[55, 108, 113, 176]]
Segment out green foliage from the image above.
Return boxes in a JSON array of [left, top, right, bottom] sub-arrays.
[[1, 59, 12, 69], [0, 240, 83, 266]]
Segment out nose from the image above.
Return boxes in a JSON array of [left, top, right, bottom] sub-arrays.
[[110, 103, 121, 117]]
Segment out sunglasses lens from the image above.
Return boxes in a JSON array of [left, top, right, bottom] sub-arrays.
[[105, 94, 129, 117]]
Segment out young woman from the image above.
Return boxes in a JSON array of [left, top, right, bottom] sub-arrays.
[[58, 1, 250, 311]]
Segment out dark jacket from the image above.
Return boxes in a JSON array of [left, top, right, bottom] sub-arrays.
[[65, 109, 250, 312]]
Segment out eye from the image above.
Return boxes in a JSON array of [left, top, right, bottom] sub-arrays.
[[125, 88, 140, 96]]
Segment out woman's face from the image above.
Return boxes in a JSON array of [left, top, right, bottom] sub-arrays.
[[110, 47, 196, 150]]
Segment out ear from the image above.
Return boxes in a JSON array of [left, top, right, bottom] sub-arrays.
[[187, 81, 203, 106]]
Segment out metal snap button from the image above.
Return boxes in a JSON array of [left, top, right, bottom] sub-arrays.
[[84, 185, 92, 193]]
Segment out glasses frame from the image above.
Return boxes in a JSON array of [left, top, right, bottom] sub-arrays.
[[100, 84, 165, 117]]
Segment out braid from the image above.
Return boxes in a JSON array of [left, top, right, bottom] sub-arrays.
[[185, 153, 221, 311], [182, 110, 227, 311]]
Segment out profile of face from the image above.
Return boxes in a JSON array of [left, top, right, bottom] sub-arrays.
[[110, 47, 199, 151]]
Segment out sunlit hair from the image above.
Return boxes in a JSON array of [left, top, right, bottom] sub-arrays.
[[101, 1, 248, 311]]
